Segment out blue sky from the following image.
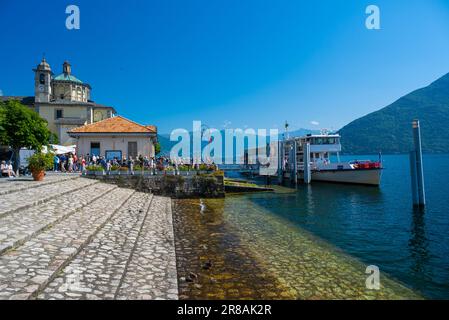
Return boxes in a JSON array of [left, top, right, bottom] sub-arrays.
[[1, 0, 449, 134]]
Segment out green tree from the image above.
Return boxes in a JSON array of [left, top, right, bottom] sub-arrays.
[[154, 141, 161, 155], [0, 100, 52, 172]]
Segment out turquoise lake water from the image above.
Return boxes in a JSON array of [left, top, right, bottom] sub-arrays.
[[232, 154, 449, 299]]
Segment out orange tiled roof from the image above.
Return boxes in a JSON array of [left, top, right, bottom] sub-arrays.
[[69, 116, 157, 134]]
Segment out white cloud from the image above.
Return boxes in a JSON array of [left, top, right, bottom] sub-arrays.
[[310, 120, 320, 126], [0, 89, 3, 96]]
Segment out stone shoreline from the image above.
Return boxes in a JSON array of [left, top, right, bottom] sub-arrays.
[[171, 196, 423, 300]]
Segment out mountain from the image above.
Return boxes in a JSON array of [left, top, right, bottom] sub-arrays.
[[339, 72, 449, 154], [288, 128, 321, 138]]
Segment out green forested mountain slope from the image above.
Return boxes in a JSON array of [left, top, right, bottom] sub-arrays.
[[339, 73, 449, 154]]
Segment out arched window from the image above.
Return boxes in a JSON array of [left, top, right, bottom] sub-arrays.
[[39, 73, 45, 84], [77, 87, 82, 101]]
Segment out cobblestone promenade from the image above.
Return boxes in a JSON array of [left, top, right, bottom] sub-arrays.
[[0, 175, 178, 300]]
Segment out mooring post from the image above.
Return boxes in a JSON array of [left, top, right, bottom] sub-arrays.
[[409, 150, 419, 206], [292, 140, 298, 185], [288, 142, 294, 184], [304, 142, 311, 184], [410, 120, 426, 207], [277, 140, 283, 184]]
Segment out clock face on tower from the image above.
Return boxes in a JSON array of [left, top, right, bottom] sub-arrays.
[[38, 84, 45, 92]]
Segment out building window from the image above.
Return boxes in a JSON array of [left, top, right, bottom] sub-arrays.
[[128, 141, 138, 158], [91, 142, 101, 157], [39, 73, 45, 84], [105, 150, 122, 162], [55, 109, 63, 119]]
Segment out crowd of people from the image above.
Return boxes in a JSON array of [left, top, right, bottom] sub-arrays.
[[53, 153, 219, 175], [1, 152, 219, 179]]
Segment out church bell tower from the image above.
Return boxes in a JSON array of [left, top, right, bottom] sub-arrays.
[[33, 57, 52, 103]]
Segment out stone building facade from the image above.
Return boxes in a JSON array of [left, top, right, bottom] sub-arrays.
[[68, 116, 157, 160], [1, 58, 116, 145]]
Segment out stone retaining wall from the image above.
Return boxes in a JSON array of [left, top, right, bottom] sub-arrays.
[[85, 174, 225, 198]]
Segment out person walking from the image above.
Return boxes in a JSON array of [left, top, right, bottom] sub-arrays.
[[150, 157, 155, 175], [77, 155, 83, 172], [81, 157, 86, 175], [60, 154, 67, 172], [106, 160, 112, 175], [73, 153, 78, 172], [53, 154, 60, 172], [99, 156, 107, 171], [68, 154, 74, 172], [127, 156, 134, 175]]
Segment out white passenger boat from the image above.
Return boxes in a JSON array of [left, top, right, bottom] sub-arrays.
[[283, 133, 382, 186]]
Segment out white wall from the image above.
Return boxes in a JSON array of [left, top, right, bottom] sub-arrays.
[[75, 135, 155, 159]]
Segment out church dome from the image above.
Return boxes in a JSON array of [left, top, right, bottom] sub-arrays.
[[53, 61, 84, 84], [53, 73, 84, 84]]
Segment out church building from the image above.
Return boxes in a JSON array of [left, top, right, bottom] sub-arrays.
[[1, 58, 117, 145], [1, 57, 158, 159]]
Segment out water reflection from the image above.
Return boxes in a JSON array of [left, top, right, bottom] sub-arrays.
[[409, 208, 430, 276]]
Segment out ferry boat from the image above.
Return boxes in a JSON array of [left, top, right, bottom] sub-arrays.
[[283, 133, 382, 186]]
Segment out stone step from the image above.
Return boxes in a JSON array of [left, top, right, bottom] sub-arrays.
[[36, 192, 154, 300], [0, 182, 118, 255], [115, 196, 178, 300], [0, 177, 97, 218], [0, 187, 135, 300], [0, 174, 80, 196]]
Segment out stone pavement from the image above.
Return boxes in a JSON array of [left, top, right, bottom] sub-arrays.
[[0, 176, 97, 218], [0, 174, 79, 196], [0, 174, 178, 300]]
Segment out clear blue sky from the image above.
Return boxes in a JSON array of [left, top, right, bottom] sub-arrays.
[[1, 0, 449, 134]]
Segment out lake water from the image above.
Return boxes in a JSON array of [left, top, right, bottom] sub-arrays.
[[173, 154, 448, 299], [241, 154, 449, 299]]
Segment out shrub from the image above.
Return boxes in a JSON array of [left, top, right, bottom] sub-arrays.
[[212, 170, 224, 176], [86, 165, 103, 171], [27, 152, 53, 173], [193, 175, 219, 195]]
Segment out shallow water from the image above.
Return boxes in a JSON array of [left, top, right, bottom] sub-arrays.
[[173, 154, 449, 299]]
